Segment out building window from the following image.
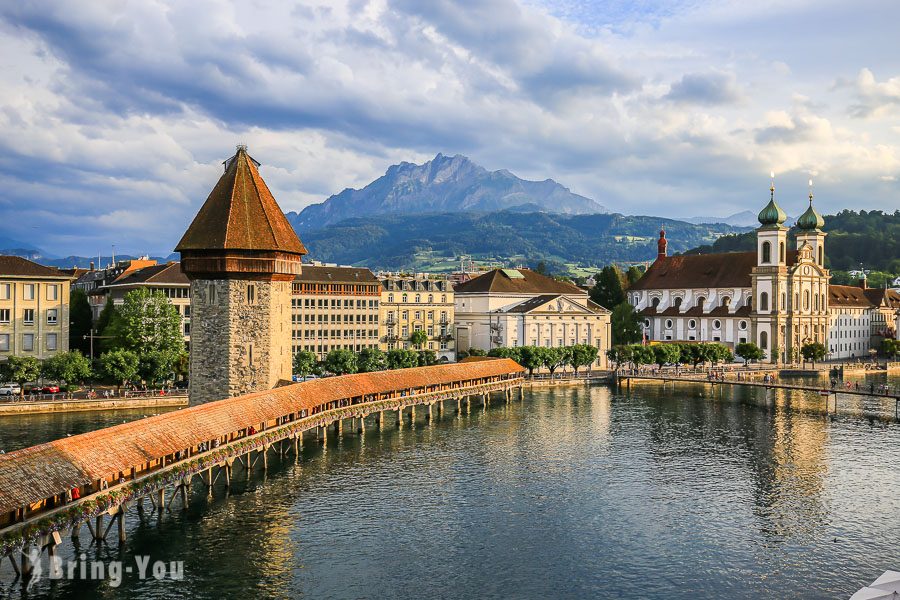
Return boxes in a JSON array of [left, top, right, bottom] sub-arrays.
[[388, 293, 394, 303], [696, 296, 705, 310], [713, 320, 721, 330], [781, 293, 786, 310], [643, 319, 650, 328], [818, 246, 823, 265], [780, 241, 785, 263], [0, 309, 9, 323], [47, 309, 58, 324], [0, 334, 8, 351], [762, 241, 771, 264], [415, 294, 421, 303], [208, 284, 217, 304], [247, 284, 256, 305], [804, 291, 810, 311], [673, 297, 682, 308], [23, 333, 34, 351], [688, 319, 696, 329], [739, 320, 747, 330], [760, 292, 769, 312], [760, 330, 768, 350], [47, 333, 57, 351], [24, 284, 35, 301], [24, 309, 35, 324], [0, 283, 9, 300], [402, 293, 408, 303], [46, 284, 59, 301], [665, 319, 673, 329]]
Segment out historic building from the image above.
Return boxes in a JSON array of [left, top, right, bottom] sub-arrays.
[[0, 256, 72, 361], [176, 146, 306, 405], [291, 265, 381, 360], [75, 257, 158, 320], [379, 275, 455, 361], [453, 268, 610, 368], [629, 182, 831, 363], [827, 285, 873, 359], [100, 262, 192, 344]]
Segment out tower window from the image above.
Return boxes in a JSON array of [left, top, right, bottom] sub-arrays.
[[760, 330, 768, 350], [818, 246, 823, 265], [780, 241, 785, 263], [762, 241, 771, 264], [208, 283, 216, 304], [760, 292, 769, 311], [247, 284, 256, 305]]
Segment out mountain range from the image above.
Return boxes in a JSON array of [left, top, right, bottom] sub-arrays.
[[287, 153, 606, 231]]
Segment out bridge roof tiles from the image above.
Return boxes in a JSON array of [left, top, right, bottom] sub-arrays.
[[0, 360, 523, 514]]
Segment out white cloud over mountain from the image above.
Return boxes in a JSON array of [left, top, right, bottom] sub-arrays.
[[0, 0, 897, 255]]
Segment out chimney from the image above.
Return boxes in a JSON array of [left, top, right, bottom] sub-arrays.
[[859, 274, 868, 289], [657, 228, 668, 261], [89, 261, 95, 271]]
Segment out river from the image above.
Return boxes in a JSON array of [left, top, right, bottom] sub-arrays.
[[2, 379, 900, 599]]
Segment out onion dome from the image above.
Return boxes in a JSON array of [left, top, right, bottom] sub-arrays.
[[758, 181, 787, 226], [796, 189, 824, 231]]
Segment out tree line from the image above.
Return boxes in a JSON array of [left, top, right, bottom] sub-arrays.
[[606, 342, 734, 369], [292, 347, 442, 378], [484, 344, 600, 377]]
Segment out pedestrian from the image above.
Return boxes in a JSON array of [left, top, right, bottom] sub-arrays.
[[71, 487, 81, 500]]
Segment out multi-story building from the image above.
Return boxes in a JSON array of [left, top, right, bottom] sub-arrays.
[[75, 258, 158, 320], [0, 256, 72, 361], [453, 268, 610, 369], [291, 265, 381, 360], [827, 285, 873, 359], [100, 262, 192, 344], [379, 275, 454, 361]]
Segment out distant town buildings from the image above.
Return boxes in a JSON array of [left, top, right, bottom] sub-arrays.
[[453, 268, 610, 368], [0, 256, 72, 360], [291, 265, 381, 360], [379, 274, 454, 361]]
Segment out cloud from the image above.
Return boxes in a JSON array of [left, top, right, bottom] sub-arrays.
[[665, 72, 742, 105], [0, 0, 897, 256]]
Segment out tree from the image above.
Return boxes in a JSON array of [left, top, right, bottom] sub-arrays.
[[417, 349, 438, 367], [630, 345, 655, 366], [293, 350, 318, 379], [69, 289, 93, 355], [409, 329, 428, 349], [534, 261, 548, 275], [1, 356, 41, 400], [99, 349, 139, 395], [518, 345, 547, 377], [625, 266, 643, 286], [606, 345, 634, 369], [569, 344, 599, 375], [386, 349, 419, 370], [94, 297, 118, 353], [113, 289, 185, 381], [139, 350, 175, 384], [42, 351, 92, 385], [611, 302, 642, 345], [709, 344, 734, 365], [801, 342, 826, 367], [357, 348, 387, 373], [882, 339, 900, 359], [174, 352, 189, 382], [323, 349, 357, 375], [542, 346, 571, 377], [467, 347, 487, 357], [488, 346, 522, 363], [589, 266, 626, 309], [652, 344, 681, 368], [735, 342, 764, 366]]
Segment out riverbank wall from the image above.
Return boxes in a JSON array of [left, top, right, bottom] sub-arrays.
[[0, 396, 187, 416]]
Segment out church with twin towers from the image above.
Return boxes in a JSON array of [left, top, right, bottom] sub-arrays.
[[627, 178, 878, 364]]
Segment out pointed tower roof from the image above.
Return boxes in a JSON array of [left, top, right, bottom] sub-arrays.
[[176, 146, 307, 255]]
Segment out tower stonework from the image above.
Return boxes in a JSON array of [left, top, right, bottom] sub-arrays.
[[176, 147, 306, 405]]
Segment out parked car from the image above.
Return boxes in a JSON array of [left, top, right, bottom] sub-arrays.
[[40, 385, 61, 394], [0, 383, 22, 396]]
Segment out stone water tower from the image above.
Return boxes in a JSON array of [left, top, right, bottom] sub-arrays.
[[176, 146, 306, 405]]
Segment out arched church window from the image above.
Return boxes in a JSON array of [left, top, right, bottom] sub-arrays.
[[814, 295, 819, 311], [818, 246, 823, 265], [762, 241, 771, 264], [674, 297, 682, 308], [696, 296, 706, 310], [760, 292, 769, 311], [651, 297, 660, 308], [721, 296, 731, 308], [781, 292, 786, 310], [780, 241, 785, 263], [760, 331, 768, 349], [804, 291, 810, 311]]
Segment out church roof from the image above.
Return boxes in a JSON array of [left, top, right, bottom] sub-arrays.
[[629, 251, 800, 291], [863, 287, 900, 309], [176, 147, 307, 255], [454, 269, 584, 295]]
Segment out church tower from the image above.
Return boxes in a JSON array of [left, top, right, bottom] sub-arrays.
[[750, 174, 789, 363], [795, 180, 826, 268], [176, 146, 307, 405]]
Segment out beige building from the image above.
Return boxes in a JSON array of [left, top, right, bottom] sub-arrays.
[[379, 275, 454, 361], [292, 265, 381, 360], [454, 268, 610, 368], [0, 256, 72, 361]]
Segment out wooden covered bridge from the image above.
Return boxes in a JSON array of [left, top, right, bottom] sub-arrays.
[[0, 359, 525, 580]]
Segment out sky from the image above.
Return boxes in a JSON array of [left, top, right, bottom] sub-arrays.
[[0, 0, 898, 256]]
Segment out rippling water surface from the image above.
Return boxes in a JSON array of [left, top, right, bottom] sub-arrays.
[[3, 381, 900, 599]]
